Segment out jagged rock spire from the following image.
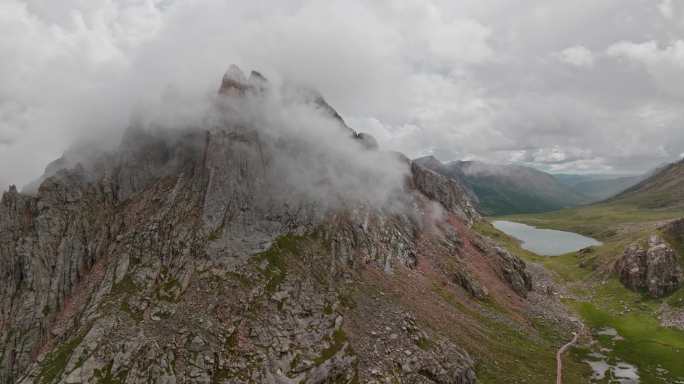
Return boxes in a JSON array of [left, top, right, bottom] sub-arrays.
[[219, 64, 249, 95]]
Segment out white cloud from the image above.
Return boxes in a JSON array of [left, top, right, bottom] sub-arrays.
[[606, 40, 684, 67], [426, 18, 493, 65], [2, 0, 684, 187], [556, 45, 595, 68], [658, 0, 674, 19], [606, 40, 684, 97]]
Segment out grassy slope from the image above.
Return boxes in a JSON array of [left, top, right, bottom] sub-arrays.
[[469, 179, 584, 216], [478, 200, 684, 383], [568, 175, 643, 202], [470, 222, 592, 382], [464, 170, 589, 216], [609, 159, 684, 210]]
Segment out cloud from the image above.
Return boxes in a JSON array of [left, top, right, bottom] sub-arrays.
[[606, 40, 684, 66], [210, 72, 412, 212], [606, 40, 684, 97], [556, 45, 595, 68], [658, 0, 674, 19], [2, 0, 684, 188]]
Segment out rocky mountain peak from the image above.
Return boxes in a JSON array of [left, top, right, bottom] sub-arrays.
[[414, 155, 442, 169], [248, 69, 267, 84], [219, 64, 249, 95], [0, 69, 546, 384]]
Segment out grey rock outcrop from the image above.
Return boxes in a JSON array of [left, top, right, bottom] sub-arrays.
[[493, 246, 533, 297], [614, 235, 682, 298], [410, 161, 480, 226]]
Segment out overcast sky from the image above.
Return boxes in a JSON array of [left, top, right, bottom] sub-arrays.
[[2, 0, 684, 188]]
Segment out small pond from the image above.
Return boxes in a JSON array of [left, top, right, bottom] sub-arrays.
[[492, 220, 602, 256]]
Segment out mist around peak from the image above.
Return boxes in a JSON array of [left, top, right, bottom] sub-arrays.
[[19, 66, 411, 216]]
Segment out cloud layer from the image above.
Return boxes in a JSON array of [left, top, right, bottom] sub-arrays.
[[2, 0, 684, 188]]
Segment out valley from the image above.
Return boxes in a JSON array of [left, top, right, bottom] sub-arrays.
[[477, 167, 684, 383]]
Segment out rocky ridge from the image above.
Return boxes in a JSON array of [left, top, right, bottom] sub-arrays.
[[0, 66, 557, 384]]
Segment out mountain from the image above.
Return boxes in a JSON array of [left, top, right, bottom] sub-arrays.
[[416, 157, 589, 216], [553, 173, 644, 202], [608, 158, 684, 209], [0, 67, 583, 383], [411, 156, 479, 205]]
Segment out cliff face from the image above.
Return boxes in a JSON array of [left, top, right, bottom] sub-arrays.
[[0, 67, 539, 384], [614, 235, 682, 298]]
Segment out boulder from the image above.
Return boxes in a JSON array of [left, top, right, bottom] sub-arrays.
[[614, 235, 682, 298]]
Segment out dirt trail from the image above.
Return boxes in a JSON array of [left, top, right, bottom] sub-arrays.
[[556, 330, 580, 384]]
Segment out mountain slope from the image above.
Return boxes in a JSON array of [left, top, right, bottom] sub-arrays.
[[554, 174, 643, 202], [416, 157, 589, 216], [608, 159, 684, 209], [0, 67, 587, 384]]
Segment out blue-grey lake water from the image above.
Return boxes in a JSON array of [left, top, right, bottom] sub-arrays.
[[492, 220, 602, 256]]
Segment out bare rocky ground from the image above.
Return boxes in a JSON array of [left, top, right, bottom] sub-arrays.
[[659, 304, 684, 330], [524, 263, 582, 334]]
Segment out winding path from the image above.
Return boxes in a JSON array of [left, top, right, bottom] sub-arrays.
[[556, 330, 580, 384]]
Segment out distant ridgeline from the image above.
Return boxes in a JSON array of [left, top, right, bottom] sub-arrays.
[[414, 157, 591, 216]]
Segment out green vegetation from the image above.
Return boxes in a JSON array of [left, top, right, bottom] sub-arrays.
[[111, 274, 139, 296], [557, 174, 643, 202], [93, 362, 128, 384], [313, 329, 348, 366], [468, 178, 587, 216], [416, 157, 590, 215], [433, 275, 589, 383], [120, 300, 143, 322], [111, 274, 144, 321], [608, 160, 684, 210], [212, 369, 234, 384], [501, 202, 684, 241], [668, 288, 684, 308], [473, 315, 590, 384], [38, 331, 87, 384], [493, 199, 684, 279], [480, 195, 684, 383], [156, 276, 182, 302], [254, 234, 307, 293], [415, 336, 433, 351], [226, 329, 239, 353], [208, 223, 225, 242], [574, 301, 684, 382], [338, 288, 357, 309]]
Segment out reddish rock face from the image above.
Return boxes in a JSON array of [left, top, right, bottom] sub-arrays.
[[614, 235, 682, 298]]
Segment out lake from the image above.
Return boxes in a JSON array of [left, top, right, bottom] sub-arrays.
[[492, 220, 602, 256]]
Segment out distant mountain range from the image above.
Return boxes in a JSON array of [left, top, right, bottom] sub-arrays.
[[413, 157, 660, 216], [415, 157, 589, 216], [553, 173, 645, 202]]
